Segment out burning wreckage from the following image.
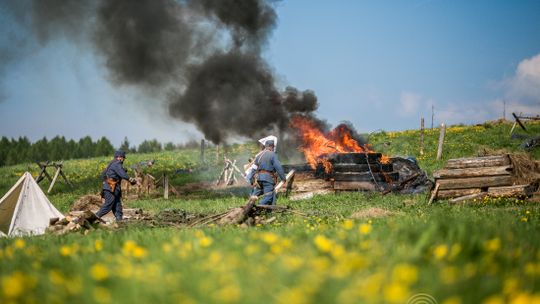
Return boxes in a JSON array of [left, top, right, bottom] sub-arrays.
[[282, 116, 432, 197]]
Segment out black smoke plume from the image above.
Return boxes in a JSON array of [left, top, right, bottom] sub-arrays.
[[1, 0, 320, 144]]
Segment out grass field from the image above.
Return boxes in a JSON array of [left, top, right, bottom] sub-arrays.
[[1, 121, 540, 303]]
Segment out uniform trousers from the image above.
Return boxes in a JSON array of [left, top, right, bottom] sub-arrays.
[[96, 189, 123, 220]]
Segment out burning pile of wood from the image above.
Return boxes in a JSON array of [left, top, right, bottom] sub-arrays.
[[330, 152, 397, 191], [430, 154, 539, 203]]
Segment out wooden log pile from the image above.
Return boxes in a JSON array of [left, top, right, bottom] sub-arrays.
[[330, 153, 399, 191], [431, 155, 537, 203], [47, 209, 149, 235]]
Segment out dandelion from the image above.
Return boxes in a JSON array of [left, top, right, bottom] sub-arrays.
[[484, 238, 501, 253], [314, 235, 333, 253], [261, 232, 278, 244], [383, 282, 409, 303], [95, 240, 103, 251], [14, 239, 25, 249], [132, 246, 148, 259], [199, 236, 213, 248], [392, 263, 418, 284], [342, 219, 354, 230], [60, 245, 73, 257], [2, 271, 25, 299], [358, 223, 372, 235], [433, 244, 448, 260], [90, 263, 109, 281]]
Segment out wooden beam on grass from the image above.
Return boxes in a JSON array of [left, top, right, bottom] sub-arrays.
[[436, 175, 514, 190]]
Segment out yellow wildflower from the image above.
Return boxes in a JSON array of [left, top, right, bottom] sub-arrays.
[[392, 263, 418, 284], [90, 263, 109, 281], [484, 238, 501, 253], [342, 219, 354, 230], [314, 235, 333, 253], [358, 223, 372, 235], [199, 236, 213, 247], [60, 245, 73, 257], [2, 271, 25, 299], [433, 244, 448, 260], [383, 282, 409, 303], [14, 239, 25, 249], [95, 240, 103, 251]]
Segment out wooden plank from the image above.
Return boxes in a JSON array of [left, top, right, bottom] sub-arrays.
[[47, 167, 61, 194], [449, 193, 487, 203], [332, 163, 393, 173], [428, 183, 440, 205], [334, 172, 398, 182], [433, 165, 512, 179], [329, 153, 382, 164], [437, 175, 514, 190], [333, 181, 377, 191], [445, 155, 510, 169], [437, 188, 482, 199], [488, 184, 534, 197]]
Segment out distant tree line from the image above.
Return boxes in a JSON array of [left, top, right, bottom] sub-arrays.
[[0, 136, 204, 167]]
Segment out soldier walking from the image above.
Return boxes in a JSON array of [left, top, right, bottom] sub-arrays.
[[97, 150, 137, 221], [249, 140, 286, 205]]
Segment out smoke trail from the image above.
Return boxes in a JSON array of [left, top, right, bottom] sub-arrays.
[[1, 0, 320, 144]]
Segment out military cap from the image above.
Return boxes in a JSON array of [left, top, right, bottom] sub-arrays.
[[114, 150, 126, 158]]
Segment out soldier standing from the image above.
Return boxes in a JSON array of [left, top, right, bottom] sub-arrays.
[[249, 140, 286, 205], [97, 150, 137, 221]]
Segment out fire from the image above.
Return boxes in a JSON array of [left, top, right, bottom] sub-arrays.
[[290, 115, 381, 172]]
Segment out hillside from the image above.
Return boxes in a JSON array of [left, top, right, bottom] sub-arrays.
[[0, 120, 539, 303]]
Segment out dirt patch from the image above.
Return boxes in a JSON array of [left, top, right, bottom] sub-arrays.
[[350, 207, 395, 219], [71, 194, 103, 212]]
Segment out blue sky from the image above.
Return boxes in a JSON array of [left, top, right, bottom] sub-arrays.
[[1, 0, 540, 146]]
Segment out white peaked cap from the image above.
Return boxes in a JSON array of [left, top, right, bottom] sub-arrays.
[[258, 135, 278, 149]]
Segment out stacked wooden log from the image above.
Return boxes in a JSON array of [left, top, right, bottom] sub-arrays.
[[432, 155, 536, 203], [329, 153, 399, 191]]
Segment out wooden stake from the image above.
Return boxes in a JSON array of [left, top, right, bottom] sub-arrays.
[[428, 183, 440, 205], [420, 117, 425, 155], [48, 166, 61, 193], [164, 175, 169, 199], [436, 123, 446, 160]]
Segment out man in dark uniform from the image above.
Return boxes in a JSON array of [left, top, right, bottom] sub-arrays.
[[249, 140, 286, 205], [97, 150, 137, 221]]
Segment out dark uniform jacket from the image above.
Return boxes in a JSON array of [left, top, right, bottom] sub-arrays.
[[102, 160, 130, 193], [255, 150, 286, 184]]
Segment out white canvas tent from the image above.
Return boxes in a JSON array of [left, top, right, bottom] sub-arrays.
[[0, 172, 64, 237]]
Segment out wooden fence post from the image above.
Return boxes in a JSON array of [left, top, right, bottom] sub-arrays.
[[164, 175, 169, 199], [420, 117, 425, 155], [436, 123, 446, 160]]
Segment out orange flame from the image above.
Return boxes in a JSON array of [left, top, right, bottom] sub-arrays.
[[290, 116, 380, 172]]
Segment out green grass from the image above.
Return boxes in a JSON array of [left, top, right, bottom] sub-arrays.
[[1, 121, 540, 303]]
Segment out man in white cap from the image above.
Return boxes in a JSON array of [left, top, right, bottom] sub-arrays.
[[248, 139, 286, 205]]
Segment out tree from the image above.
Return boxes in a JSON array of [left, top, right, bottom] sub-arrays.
[[30, 137, 49, 162], [138, 139, 162, 153], [119, 136, 130, 152], [77, 136, 95, 158], [49, 136, 68, 160], [164, 142, 176, 151], [95, 137, 114, 157]]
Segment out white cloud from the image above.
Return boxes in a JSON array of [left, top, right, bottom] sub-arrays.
[[505, 53, 540, 107], [398, 91, 422, 116]]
